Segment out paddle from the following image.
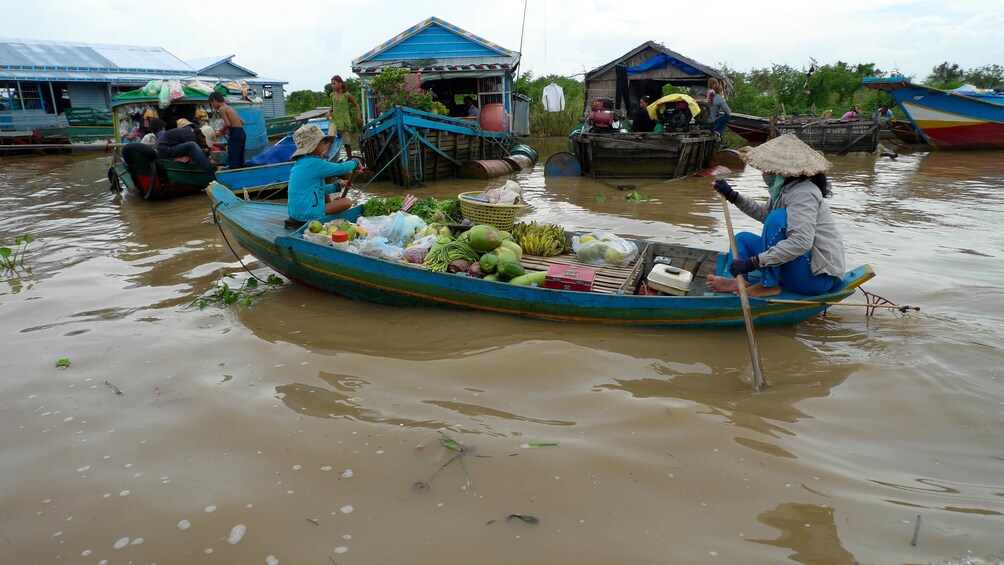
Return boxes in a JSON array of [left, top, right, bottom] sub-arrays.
[[718, 193, 767, 391]]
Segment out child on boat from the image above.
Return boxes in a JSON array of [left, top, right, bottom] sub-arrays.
[[287, 124, 359, 222], [708, 134, 846, 298], [208, 91, 246, 169]]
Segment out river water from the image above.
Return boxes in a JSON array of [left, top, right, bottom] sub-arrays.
[[1, 141, 1003, 564]]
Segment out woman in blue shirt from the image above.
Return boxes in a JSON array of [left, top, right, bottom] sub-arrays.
[[287, 124, 359, 222]]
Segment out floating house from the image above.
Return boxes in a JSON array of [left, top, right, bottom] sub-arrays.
[[351, 18, 524, 188], [583, 41, 731, 113], [0, 38, 287, 140], [570, 42, 730, 179]]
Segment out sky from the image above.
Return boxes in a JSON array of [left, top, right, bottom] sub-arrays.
[[4, 0, 1002, 93]]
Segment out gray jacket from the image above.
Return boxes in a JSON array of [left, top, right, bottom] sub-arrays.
[[733, 178, 846, 278]]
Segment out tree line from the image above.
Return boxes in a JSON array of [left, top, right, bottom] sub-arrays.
[[281, 61, 1003, 136]]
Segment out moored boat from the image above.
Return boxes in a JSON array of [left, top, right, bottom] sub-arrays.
[[864, 77, 1004, 149], [207, 183, 875, 328]]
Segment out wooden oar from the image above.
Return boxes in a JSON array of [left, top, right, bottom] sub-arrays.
[[719, 193, 767, 391]]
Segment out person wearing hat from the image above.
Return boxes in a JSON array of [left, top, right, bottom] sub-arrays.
[[155, 118, 213, 172], [708, 134, 846, 297], [287, 124, 359, 222]]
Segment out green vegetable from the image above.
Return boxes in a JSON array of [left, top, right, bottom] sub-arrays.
[[508, 271, 546, 286], [496, 259, 525, 281]]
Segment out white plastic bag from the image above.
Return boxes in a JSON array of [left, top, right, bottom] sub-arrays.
[[381, 211, 427, 246], [359, 236, 404, 261], [403, 235, 437, 264], [571, 232, 639, 267]]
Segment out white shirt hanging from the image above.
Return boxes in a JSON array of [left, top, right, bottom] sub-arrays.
[[542, 82, 565, 112]]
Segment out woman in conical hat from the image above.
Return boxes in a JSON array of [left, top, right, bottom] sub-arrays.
[[708, 134, 846, 297]]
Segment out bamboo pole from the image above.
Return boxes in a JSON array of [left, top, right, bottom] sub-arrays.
[[719, 193, 766, 391]]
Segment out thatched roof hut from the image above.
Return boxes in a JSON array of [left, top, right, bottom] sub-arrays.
[[584, 41, 731, 113]]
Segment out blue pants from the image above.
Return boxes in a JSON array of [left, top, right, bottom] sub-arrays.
[[162, 141, 213, 172], [728, 209, 842, 295], [713, 114, 731, 135], [227, 127, 246, 169]]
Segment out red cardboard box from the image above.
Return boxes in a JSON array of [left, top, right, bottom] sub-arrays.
[[545, 264, 596, 292]]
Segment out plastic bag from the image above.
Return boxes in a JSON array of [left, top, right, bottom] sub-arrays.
[[403, 235, 437, 264], [357, 214, 393, 238], [142, 80, 161, 96], [158, 81, 171, 109], [571, 232, 639, 267], [359, 236, 404, 261], [381, 211, 427, 246], [168, 79, 184, 100]]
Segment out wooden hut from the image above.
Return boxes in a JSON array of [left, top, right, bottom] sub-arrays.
[[571, 42, 730, 179], [351, 17, 520, 187]]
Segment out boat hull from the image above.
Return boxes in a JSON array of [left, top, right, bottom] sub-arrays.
[[569, 131, 717, 179], [207, 183, 874, 328], [864, 77, 1004, 149]]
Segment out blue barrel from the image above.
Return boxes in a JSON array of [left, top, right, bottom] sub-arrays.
[[234, 104, 268, 159], [509, 143, 538, 164]]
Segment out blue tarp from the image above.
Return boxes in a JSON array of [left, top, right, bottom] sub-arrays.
[[246, 135, 295, 166], [626, 53, 702, 77]]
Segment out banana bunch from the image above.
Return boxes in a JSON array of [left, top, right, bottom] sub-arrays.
[[513, 221, 570, 257]]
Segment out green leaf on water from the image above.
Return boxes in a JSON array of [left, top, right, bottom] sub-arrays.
[[55, 358, 71, 368], [507, 514, 539, 524]]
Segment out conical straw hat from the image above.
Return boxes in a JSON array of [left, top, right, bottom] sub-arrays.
[[743, 134, 832, 176]]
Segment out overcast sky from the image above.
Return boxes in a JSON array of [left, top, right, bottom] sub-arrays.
[[6, 0, 1001, 92]]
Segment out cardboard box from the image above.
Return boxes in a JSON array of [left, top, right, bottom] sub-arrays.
[[646, 264, 693, 296], [545, 264, 596, 292]]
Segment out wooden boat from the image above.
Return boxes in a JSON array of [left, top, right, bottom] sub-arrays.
[[110, 142, 215, 199], [864, 77, 1004, 149], [359, 106, 514, 188], [207, 183, 875, 327], [265, 115, 308, 139], [107, 83, 268, 199], [569, 130, 717, 179], [728, 113, 880, 153], [727, 113, 772, 144]]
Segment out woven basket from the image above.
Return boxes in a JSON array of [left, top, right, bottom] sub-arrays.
[[458, 191, 525, 232]]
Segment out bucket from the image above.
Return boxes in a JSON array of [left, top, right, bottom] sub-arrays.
[[479, 103, 507, 132], [458, 159, 515, 179], [509, 143, 538, 163]]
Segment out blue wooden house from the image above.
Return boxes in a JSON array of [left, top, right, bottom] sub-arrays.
[[350, 18, 524, 188]]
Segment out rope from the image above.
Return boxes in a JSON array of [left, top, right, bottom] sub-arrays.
[[210, 200, 273, 285]]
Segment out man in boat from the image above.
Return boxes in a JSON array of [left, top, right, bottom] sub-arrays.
[[156, 118, 214, 172], [632, 95, 656, 132], [708, 134, 846, 298]]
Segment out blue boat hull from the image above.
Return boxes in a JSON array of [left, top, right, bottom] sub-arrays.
[[207, 183, 874, 327]]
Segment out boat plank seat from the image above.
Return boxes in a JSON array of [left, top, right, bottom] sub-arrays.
[[520, 253, 640, 295]]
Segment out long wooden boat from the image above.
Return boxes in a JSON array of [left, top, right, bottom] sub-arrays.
[[110, 142, 215, 199], [207, 183, 875, 327], [864, 77, 1004, 149], [265, 115, 308, 139], [776, 118, 879, 153], [359, 106, 514, 188], [727, 113, 772, 144], [569, 130, 717, 179]]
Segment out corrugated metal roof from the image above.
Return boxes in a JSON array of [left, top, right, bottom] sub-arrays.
[[0, 38, 192, 72]]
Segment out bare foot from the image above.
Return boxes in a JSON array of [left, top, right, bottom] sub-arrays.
[[746, 283, 782, 298], [707, 275, 742, 293]]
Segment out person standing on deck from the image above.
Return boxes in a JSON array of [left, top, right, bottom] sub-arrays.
[[209, 91, 246, 169], [326, 75, 363, 160], [706, 77, 731, 138]]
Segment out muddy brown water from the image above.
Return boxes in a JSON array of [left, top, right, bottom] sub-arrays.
[[1, 141, 1003, 564]]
